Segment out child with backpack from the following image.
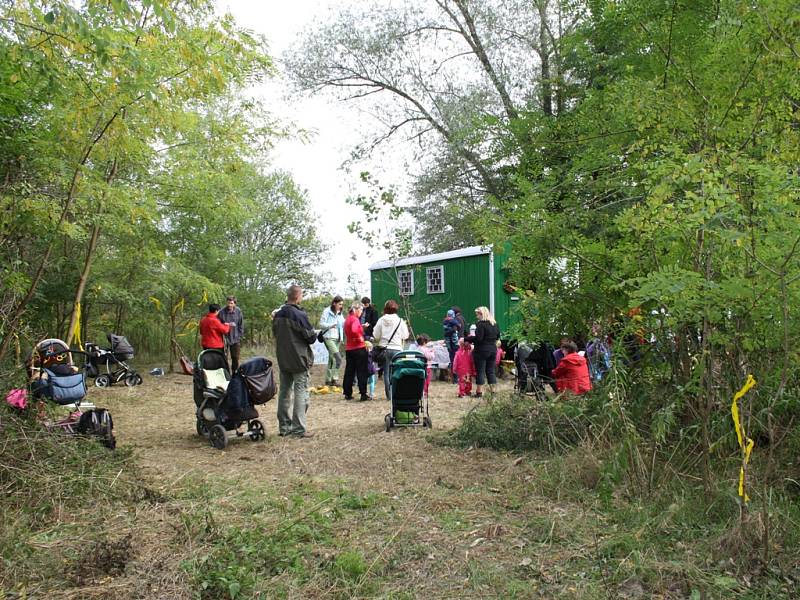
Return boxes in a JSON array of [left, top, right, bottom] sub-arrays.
[[452, 339, 476, 397]]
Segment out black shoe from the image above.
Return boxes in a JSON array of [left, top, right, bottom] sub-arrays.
[[359, 395, 368, 402], [344, 396, 353, 401]]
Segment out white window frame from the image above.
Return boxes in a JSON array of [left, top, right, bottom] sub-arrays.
[[426, 265, 444, 294], [398, 270, 414, 296]]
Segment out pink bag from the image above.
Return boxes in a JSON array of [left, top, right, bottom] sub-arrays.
[[5, 388, 27, 409]]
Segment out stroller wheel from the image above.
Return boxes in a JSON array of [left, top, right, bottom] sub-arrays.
[[247, 419, 265, 441], [209, 424, 227, 450], [384, 414, 392, 432], [135, 373, 143, 385], [95, 374, 111, 388], [124, 373, 138, 387], [423, 416, 432, 429], [196, 418, 210, 438]]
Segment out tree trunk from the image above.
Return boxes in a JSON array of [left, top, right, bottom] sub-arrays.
[[537, 1, 553, 117]]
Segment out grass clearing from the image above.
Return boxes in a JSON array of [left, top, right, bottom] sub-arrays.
[[2, 368, 798, 598]]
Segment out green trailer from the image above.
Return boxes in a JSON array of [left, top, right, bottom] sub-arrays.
[[368, 245, 519, 340]]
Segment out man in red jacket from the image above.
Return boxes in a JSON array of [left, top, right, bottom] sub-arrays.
[[199, 304, 231, 350], [551, 341, 592, 395]]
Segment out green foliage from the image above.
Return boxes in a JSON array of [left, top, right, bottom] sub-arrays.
[[0, 1, 325, 362]]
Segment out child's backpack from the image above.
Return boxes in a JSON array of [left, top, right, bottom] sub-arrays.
[[443, 319, 458, 342]]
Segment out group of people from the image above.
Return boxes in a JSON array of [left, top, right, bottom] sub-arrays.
[[198, 285, 508, 439]]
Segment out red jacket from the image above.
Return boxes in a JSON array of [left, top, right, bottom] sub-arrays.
[[344, 314, 366, 351], [551, 352, 592, 395], [200, 312, 230, 349]]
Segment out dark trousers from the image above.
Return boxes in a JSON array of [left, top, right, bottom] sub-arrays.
[[446, 340, 458, 383], [343, 348, 368, 399], [472, 350, 497, 385], [227, 343, 241, 372]]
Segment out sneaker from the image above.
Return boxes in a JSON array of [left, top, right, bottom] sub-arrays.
[[458, 394, 464, 398], [474, 392, 483, 398], [359, 395, 368, 402], [294, 431, 315, 438], [344, 396, 353, 401]]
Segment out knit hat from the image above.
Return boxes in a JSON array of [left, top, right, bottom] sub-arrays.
[[447, 309, 455, 317]]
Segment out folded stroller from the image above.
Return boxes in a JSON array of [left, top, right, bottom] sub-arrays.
[[26, 338, 116, 448], [193, 350, 275, 450], [384, 350, 431, 431], [86, 333, 142, 387]]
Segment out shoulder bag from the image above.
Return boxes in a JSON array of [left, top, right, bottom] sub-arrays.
[[372, 319, 401, 365]]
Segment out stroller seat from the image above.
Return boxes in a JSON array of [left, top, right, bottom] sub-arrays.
[[193, 349, 269, 450]]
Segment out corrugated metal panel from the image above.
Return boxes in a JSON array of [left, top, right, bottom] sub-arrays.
[[370, 254, 491, 339]]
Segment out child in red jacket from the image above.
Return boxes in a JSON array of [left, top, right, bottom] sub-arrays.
[[452, 339, 477, 397], [551, 341, 592, 395]]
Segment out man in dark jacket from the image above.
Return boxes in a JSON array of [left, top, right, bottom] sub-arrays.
[[218, 295, 244, 371], [360, 296, 379, 339], [272, 285, 317, 438]]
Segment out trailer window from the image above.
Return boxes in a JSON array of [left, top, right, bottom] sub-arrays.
[[426, 266, 444, 294], [398, 270, 414, 296]]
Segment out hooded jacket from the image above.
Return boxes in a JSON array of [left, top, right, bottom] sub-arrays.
[[551, 352, 592, 395], [271, 303, 316, 373]]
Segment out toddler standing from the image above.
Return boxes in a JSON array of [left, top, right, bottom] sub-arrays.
[[365, 340, 378, 400], [452, 339, 476, 397]]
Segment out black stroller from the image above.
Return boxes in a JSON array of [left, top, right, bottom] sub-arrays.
[[384, 350, 431, 431], [193, 350, 275, 450], [27, 338, 116, 448], [514, 341, 554, 401], [86, 333, 142, 387]]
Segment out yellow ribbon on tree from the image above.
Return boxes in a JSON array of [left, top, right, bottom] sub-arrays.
[[172, 297, 185, 316], [72, 302, 83, 351], [198, 289, 208, 306], [731, 374, 757, 503], [149, 296, 162, 311]]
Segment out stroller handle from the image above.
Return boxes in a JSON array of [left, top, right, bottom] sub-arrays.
[[391, 350, 425, 362]]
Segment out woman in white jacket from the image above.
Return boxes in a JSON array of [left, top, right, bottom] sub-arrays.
[[371, 299, 409, 399], [319, 295, 345, 385]]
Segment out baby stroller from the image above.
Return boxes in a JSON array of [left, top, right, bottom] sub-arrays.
[[514, 342, 552, 401], [86, 333, 142, 387], [26, 338, 116, 449], [193, 349, 275, 450], [384, 350, 431, 431]]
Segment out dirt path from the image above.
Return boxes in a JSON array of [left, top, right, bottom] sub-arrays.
[[98, 366, 512, 492], [79, 366, 604, 599]]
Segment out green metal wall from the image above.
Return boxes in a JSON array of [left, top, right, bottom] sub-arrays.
[[371, 252, 515, 340]]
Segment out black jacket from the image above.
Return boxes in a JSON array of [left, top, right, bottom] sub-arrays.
[[361, 305, 379, 333], [467, 320, 500, 354], [271, 303, 316, 373]]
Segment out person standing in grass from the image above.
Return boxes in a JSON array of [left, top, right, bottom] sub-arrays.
[[272, 285, 317, 438], [218, 295, 244, 371], [319, 295, 345, 386], [343, 301, 369, 401], [200, 304, 231, 351], [465, 306, 501, 398], [372, 299, 410, 400]]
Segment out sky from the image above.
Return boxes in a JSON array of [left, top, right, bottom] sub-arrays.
[[220, 0, 397, 297]]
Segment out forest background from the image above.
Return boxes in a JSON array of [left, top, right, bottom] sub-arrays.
[[2, 0, 800, 594]]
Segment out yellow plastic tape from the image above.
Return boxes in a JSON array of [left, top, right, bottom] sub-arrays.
[[731, 374, 756, 503], [172, 297, 185, 316], [149, 296, 162, 311], [72, 302, 83, 351], [198, 289, 208, 306]]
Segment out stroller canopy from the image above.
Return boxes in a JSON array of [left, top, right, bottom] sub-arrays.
[[107, 333, 134, 358]]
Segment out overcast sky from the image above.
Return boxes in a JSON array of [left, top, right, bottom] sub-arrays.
[[220, 0, 398, 297]]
